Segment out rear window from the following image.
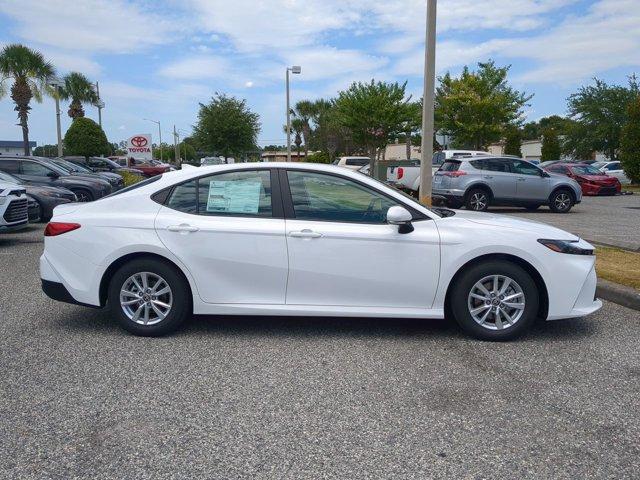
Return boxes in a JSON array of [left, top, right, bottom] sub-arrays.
[[440, 160, 460, 172], [345, 158, 370, 166], [105, 175, 162, 198]]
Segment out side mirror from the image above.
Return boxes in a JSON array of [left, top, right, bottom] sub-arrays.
[[387, 206, 414, 234], [47, 171, 59, 179], [540, 170, 550, 178]]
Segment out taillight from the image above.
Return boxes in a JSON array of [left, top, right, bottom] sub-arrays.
[[442, 171, 467, 177], [397, 167, 404, 179], [45, 222, 81, 237]]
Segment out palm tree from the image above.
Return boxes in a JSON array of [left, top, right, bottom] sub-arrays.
[[0, 44, 55, 155], [293, 100, 315, 158], [59, 72, 98, 119]]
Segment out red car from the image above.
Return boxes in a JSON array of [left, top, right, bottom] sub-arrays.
[[544, 162, 621, 196], [121, 158, 171, 177]]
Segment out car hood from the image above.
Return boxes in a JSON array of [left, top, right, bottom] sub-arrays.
[[56, 175, 109, 188], [576, 174, 617, 183], [447, 210, 580, 241], [24, 184, 75, 196]]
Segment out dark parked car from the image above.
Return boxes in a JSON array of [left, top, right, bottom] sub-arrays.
[[0, 156, 111, 202], [49, 157, 124, 191], [0, 170, 76, 222], [65, 156, 144, 177]]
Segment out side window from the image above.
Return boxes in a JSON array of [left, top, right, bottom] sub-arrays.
[[165, 170, 272, 217], [0, 160, 20, 174], [286, 170, 398, 223], [511, 160, 541, 176], [608, 162, 621, 170], [469, 159, 485, 170], [484, 159, 510, 173], [345, 158, 369, 166], [21, 161, 52, 176], [198, 170, 272, 217]]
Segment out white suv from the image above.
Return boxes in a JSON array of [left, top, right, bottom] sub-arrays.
[[0, 181, 29, 232]]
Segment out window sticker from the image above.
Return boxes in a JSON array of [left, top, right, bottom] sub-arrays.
[[206, 180, 261, 214]]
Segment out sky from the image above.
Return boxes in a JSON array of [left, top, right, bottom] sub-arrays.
[[0, 0, 639, 148]]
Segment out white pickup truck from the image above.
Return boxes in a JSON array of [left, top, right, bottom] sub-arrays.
[[388, 150, 490, 194]]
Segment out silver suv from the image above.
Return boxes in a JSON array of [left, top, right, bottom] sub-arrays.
[[433, 156, 582, 213]]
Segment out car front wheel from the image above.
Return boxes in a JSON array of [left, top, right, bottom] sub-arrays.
[[549, 189, 574, 213], [450, 260, 539, 341], [108, 258, 191, 336]]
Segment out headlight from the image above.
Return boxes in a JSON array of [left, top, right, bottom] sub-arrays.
[[537, 239, 594, 255]]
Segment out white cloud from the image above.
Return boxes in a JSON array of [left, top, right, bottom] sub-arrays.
[[0, 0, 178, 54], [158, 55, 232, 80]]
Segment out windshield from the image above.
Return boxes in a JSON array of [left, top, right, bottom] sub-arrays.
[[0, 170, 22, 184], [58, 159, 93, 173], [570, 165, 603, 175], [592, 162, 606, 169], [48, 159, 76, 173]]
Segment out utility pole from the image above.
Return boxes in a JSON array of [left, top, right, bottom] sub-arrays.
[[419, 0, 437, 207], [95, 82, 105, 128], [173, 125, 180, 167], [285, 66, 301, 162], [47, 77, 64, 157], [144, 118, 162, 161]]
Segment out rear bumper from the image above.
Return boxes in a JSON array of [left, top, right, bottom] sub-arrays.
[[0, 219, 28, 231]]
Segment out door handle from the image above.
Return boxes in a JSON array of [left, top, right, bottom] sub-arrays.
[[167, 224, 199, 233], [289, 229, 322, 238], [517, 177, 526, 181], [483, 175, 494, 179]]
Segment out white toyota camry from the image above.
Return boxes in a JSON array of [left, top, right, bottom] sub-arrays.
[[40, 163, 602, 340]]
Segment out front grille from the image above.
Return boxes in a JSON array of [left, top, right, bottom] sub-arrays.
[[3, 198, 28, 224]]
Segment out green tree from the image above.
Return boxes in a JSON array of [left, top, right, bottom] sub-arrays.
[[64, 117, 111, 157], [435, 60, 532, 149], [541, 128, 562, 161], [335, 80, 409, 168], [619, 95, 640, 183], [0, 44, 55, 155], [33, 144, 61, 157], [59, 72, 98, 119], [566, 76, 640, 160], [194, 93, 260, 159], [503, 126, 522, 157], [292, 99, 315, 158]]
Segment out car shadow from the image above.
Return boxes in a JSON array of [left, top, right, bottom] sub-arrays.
[[53, 305, 597, 342], [0, 224, 43, 247]]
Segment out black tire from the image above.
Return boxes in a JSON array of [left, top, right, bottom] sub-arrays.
[[525, 204, 541, 211], [108, 258, 191, 336], [548, 189, 574, 213], [450, 260, 539, 341], [72, 188, 94, 202], [465, 188, 490, 211]]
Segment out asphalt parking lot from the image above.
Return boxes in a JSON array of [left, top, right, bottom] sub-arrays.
[[494, 193, 640, 251], [1, 224, 639, 479]]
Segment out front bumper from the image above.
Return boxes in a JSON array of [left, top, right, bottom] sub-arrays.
[[547, 264, 602, 320]]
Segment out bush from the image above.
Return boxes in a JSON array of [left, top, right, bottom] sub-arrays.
[[119, 170, 144, 187], [64, 118, 111, 157], [620, 96, 640, 183], [306, 151, 331, 163]]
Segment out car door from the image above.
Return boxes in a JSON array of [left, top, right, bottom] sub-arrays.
[[18, 160, 60, 187], [481, 158, 516, 200], [281, 169, 440, 308], [154, 169, 288, 305], [512, 160, 549, 201]]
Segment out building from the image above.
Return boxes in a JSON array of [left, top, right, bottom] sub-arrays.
[[0, 140, 36, 156], [488, 139, 546, 162], [261, 150, 309, 162], [384, 142, 421, 160]]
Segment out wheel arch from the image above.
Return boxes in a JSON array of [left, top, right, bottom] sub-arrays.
[[464, 182, 494, 201], [549, 184, 576, 202], [444, 253, 549, 321], [99, 252, 195, 308]]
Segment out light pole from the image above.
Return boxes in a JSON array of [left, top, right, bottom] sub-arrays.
[[173, 125, 180, 167], [419, 0, 437, 207], [144, 118, 162, 161], [94, 82, 105, 128], [47, 77, 64, 157], [286, 65, 301, 162]]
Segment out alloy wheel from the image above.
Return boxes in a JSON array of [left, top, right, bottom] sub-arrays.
[[554, 193, 571, 211], [467, 275, 525, 330], [119, 272, 173, 325], [469, 192, 487, 210]]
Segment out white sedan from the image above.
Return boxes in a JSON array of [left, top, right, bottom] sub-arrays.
[[40, 163, 601, 340]]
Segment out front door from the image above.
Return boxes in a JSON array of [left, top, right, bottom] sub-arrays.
[[155, 169, 288, 304], [281, 170, 440, 308]]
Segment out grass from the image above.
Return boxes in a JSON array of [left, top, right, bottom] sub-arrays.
[[595, 246, 640, 290], [624, 184, 640, 192]]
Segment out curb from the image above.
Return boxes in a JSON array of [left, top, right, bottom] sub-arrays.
[[587, 239, 640, 253], [596, 279, 640, 311]]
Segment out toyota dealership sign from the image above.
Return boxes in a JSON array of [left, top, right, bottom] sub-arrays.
[[127, 134, 153, 160]]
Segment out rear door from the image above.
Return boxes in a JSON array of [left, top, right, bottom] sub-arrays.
[[481, 158, 516, 199], [155, 169, 289, 304], [281, 169, 440, 308]]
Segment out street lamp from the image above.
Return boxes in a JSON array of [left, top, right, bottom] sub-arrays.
[[94, 82, 105, 128], [47, 76, 65, 158], [286, 65, 302, 162], [144, 118, 163, 162], [418, 0, 437, 207]]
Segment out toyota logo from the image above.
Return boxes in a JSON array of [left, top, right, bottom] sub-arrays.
[[131, 136, 148, 147]]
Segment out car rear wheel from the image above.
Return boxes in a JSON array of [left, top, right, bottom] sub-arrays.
[[450, 260, 539, 341], [465, 188, 490, 211], [72, 188, 93, 202], [108, 258, 191, 336], [549, 189, 574, 213]]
